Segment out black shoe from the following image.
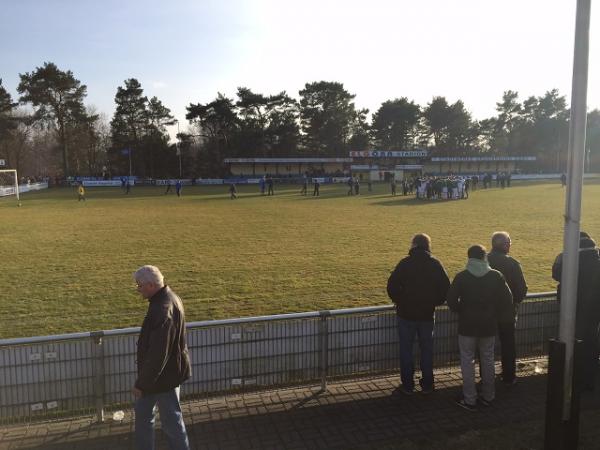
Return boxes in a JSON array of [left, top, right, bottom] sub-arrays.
[[393, 386, 413, 396], [502, 378, 518, 386], [455, 397, 477, 412], [420, 386, 435, 395], [478, 397, 494, 407]]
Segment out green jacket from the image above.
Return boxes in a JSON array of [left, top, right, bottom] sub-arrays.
[[447, 264, 513, 337]]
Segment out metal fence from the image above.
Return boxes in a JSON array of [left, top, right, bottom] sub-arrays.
[[0, 292, 558, 425]]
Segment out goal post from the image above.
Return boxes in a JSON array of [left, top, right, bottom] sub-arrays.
[[0, 169, 21, 205]]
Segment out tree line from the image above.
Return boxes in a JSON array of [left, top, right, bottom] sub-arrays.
[[1, 61, 600, 178]]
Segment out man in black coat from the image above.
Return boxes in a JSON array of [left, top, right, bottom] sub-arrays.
[[447, 245, 513, 411], [552, 234, 600, 391], [487, 231, 528, 384], [387, 233, 450, 394], [133, 265, 191, 450]]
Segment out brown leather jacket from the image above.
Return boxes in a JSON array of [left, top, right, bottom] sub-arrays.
[[135, 285, 191, 394]]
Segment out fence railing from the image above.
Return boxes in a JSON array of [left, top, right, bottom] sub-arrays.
[[0, 292, 559, 425]]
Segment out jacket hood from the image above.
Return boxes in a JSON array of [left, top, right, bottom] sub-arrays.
[[466, 258, 491, 277]]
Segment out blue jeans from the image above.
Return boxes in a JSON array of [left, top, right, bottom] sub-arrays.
[[134, 386, 190, 450], [397, 317, 434, 391]]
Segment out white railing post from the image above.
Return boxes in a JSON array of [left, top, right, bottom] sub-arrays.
[[91, 331, 105, 423], [319, 311, 330, 392]]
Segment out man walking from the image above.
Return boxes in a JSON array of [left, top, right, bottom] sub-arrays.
[[487, 232, 527, 385], [447, 245, 513, 411], [229, 183, 237, 199], [133, 265, 191, 450], [387, 233, 450, 394]]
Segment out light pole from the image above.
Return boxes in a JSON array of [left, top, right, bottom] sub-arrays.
[[544, 0, 591, 448]]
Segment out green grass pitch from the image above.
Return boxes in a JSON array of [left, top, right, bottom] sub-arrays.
[[1, 180, 598, 338]]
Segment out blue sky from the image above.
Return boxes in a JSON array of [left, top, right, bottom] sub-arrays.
[[1, 0, 598, 139]]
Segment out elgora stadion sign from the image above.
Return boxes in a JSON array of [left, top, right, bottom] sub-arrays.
[[349, 150, 428, 158]]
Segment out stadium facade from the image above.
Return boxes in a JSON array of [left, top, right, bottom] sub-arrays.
[[225, 151, 537, 181]]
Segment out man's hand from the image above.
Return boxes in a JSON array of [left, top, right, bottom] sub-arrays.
[[132, 386, 143, 398]]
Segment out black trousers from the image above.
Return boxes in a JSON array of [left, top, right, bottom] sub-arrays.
[[580, 327, 600, 390], [498, 320, 516, 382]]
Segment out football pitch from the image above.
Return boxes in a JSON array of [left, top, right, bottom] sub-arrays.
[[1, 180, 599, 339]]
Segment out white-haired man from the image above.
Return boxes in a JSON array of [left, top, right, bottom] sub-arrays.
[[132, 265, 191, 450], [487, 232, 528, 385]]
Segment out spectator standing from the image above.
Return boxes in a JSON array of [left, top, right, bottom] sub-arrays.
[[487, 232, 528, 385], [387, 233, 450, 394], [259, 176, 266, 195], [447, 245, 513, 411], [552, 233, 600, 391], [312, 179, 320, 197]]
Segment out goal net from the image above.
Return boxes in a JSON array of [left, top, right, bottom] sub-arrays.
[[0, 169, 20, 204]]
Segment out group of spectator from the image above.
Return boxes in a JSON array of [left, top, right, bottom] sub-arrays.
[[258, 175, 275, 196], [477, 172, 512, 189], [18, 175, 48, 185], [129, 233, 600, 449], [386, 231, 600, 411], [346, 176, 361, 195], [390, 179, 414, 196]]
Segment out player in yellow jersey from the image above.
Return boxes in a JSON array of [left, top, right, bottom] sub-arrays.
[[78, 183, 86, 201]]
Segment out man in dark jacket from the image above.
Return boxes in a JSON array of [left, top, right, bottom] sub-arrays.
[[387, 233, 450, 394], [133, 265, 191, 450], [487, 231, 528, 385], [552, 234, 600, 391], [447, 245, 513, 411], [551, 231, 595, 287]]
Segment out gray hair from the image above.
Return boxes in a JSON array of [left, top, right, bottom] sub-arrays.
[[491, 231, 511, 250], [411, 233, 432, 251], [133, 265, 164, 287]]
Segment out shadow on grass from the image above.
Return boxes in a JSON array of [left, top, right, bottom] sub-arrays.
[[371, 196, 472, 207]]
